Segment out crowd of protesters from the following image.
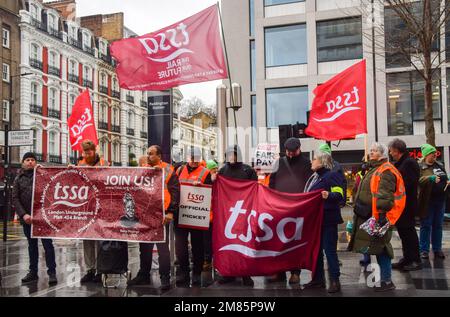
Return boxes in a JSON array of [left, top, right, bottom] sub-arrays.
[[5, 137, 449, 293]]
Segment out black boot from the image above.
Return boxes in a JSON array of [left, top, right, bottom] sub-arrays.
[[327, 280, 341, 293], [176, 271, 190, 286], [160, 275, 171, 291], [80, 270, 96, 283], [21, 271, 39, 284], [127, 272, 151, 286], [48, 273, 58, 285]]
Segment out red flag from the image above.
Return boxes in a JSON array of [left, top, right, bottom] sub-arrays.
[[212, 176, 324, 277], [68, 90, 98, 151], [110, 5, 228, 91], [305, 60, 367, 141]]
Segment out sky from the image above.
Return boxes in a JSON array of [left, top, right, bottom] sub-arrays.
[[74, 0, 222, 105]]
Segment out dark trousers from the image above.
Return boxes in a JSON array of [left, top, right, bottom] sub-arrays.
[[23, 224, 56, 275], [397, 225, 420, 263], [175, 226, 204, 275], [138, 225, 170, 277], [313, 225, 340, 282], [203, 226, 213, 262]]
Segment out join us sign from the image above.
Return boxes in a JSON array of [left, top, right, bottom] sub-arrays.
[[31, 167, 165, 243]]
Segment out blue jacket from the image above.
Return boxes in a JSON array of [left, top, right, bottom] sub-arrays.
[[305, 167, 345, 226]]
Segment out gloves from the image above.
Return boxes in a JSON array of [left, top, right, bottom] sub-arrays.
[[378, 212, 387, 227], [429, 175, 437, 183]]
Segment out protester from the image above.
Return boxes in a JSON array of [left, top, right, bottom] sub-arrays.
[[216, 145, 257, 287], [388, 139, 422, 271], [319, 143, 347, 205], [350, 143, 405, 292], [302, 149, 345, 293], [77, 140, 107, 284], [268, 137, 313, 284], [175, 147, 212, 286], [203, 159, 219, 274], [207, 160, 219, 182], [128, 146, 180, 290], [138, 155, 149, 167], [12, 152, 57, 285], [418, 144, 448, 260]]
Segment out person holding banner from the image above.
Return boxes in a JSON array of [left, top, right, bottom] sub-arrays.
[[203, 160, 219, 273], [12, 152, 57, 285], [127, 145, 180, 290], [175, 147, 212, 286], [77, 140, 108, 284], [301, 150, 345, 293], [217, 145, 257, 287], [350, 143, 405, 292]]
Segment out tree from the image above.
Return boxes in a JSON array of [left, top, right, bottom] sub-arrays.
[[363, 0, 449, 146], [179, 96, 217, 120]]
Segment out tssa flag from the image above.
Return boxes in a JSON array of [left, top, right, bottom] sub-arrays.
[[68, 90, 97, 151], [110, 5, 228, 91], [306, 60, 367, 141], [212, 176, 324, 277]]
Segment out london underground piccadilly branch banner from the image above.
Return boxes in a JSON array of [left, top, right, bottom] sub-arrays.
[[31, 167, 165, 243], [212, 176, 324, 277]]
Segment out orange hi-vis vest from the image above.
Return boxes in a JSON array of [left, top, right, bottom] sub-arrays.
[[258, 174, 270, 187], [77, 156, 107, 167], [145, 161, 174, 211], [370, 162, 406, 225], [176, 165, 210, 185]]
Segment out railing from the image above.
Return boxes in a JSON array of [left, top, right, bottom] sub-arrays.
[[68, 73, 79, 84], [69, 156, 78, 165], [141, 100, 148, 108], [140, 131, 148, 139], [99, 85, 108, 94], [49, 155, 62, 164], [29, 58, 43, 70], [31, 18, 47, 32], [113, 162, 122, 167], [83, 79, 93, 89], [48, 65, 60, 77], [48, 109, 61, 119], [35, 153, 44, 162], [48, 28, 62, 39], [30, 104, 43, 115], [126, 128, 135, 136], [112, 90, 120, 99], [83, 45, 95, 56], [112, 125, 121, 133], [99, 53, 112, 64], [98, 121, 108, 130], [126, 95, 134, 103], [68, 37, 82, 50]]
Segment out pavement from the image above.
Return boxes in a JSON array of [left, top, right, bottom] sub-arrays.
[[1, 208, 450, 297]]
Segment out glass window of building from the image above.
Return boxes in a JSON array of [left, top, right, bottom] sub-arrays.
[[264, 0, 304, 6], [251, 95, 257, 146], [249, 0, 255, 36], [2, 100, 9, 121], [266, 86, 308, 128], [49, 88, 57, 110], [446, 21, 450, 61], [316, 17, 363, 63], [447, 68, 450, 131], [2, 63, 9, 82], [30, 44, 39, 61], [251, 40, 256, 91], [30, 4, 38, 20], [2, 28, 10, 48], [387, 71, 441, 136], [31, 82, 39, 105], [49, 51, 57, 67], [265, 24, 307, 67], [49, 131, 57, 155]]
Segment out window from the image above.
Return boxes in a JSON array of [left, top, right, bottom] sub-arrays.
[[250, 41, 256, 91], [387, 71, 441, 136], [128, 111, 134, 128], [69, 60, 77, 75], [70, 26, 77, 39], [84, 66, 90, 80], [448, 69, 450, 131], [83, 33, 90, 48], [49, 51, 57, 67], [2, 63, 10, 82], [68, 94, 76, 116], [112, 78, 118, 91], [266, 86, 308, 128], [113, 143, 119, 162], [49, 88, 58, 110], [31, 82, 39, 105], [48, 15, 56, 30], [30, 4, 38, 20], [101, 141, 108, 161], [31, 44, 40, 60], [113, 108, 119, 125], [2, 28, 10, 48], [316, 17, 363, 63], [32, 129, 38, 152], [101, 73, 106, 86], [446, 21, 450, 61], [265, 24, 307, 67], [141, 116, 146, 131], [251, 95, 257, 146], [264, 0, 304, 5], [49, 131, 57, 155], [249, 0, 255, 37], [2, 100, 9, 121]]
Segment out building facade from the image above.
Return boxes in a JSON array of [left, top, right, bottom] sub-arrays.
[[220, 0, 450, 172], [17, 0, 148, 166]]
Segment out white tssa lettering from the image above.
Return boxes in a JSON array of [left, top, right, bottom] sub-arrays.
[[326, 86, 360, 113], [139, 23, 189, 56], [54, 182, 89, 200], [70, 108, 93, 137]]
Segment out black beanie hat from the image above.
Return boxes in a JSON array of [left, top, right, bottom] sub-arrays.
[[22, 152, 37, 162]]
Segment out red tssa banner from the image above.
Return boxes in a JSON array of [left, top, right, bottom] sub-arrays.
[[306, 60, 367, 141], [32, 167, 165, 243], [110, 5, 228, 91], [212, 176, 324, 277]]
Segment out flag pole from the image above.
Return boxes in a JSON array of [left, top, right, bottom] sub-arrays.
[[216, 2, 238, 146]]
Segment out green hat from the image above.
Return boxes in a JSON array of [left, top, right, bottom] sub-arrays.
[[206, 160, 218, 170], [421, 144, 437, 158], [319, 143, 332, 155]]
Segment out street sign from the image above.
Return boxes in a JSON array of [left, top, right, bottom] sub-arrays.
[[8, 130, 33, 146], [0, 130, 4, 146]]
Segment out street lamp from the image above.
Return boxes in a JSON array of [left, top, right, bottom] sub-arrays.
[[2, 72, 33, 242], [216, 83, 242, 147]]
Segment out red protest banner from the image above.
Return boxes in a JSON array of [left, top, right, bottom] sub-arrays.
[[212, 175, 324, 277], [306, 60, 367, 141], [110, 5, 227, 91], [68, 90, 98, 151], [31, 167, 165, 243]]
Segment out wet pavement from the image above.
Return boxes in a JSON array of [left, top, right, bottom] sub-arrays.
[[1, 209, 450, 297]]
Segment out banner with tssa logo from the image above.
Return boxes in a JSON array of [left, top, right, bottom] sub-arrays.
[[31, 167, 165, 243], [178, 184, 212, 230]]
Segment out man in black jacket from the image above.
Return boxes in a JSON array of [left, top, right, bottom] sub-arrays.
[[268, 138, 313, 284], [217, 145, 257, 287], [12, 152, 57, 285], [389, 139, 422, 271]]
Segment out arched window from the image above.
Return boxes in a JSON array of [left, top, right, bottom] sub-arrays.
[[30, 43, 40, 60], [49, 131, 57, 155], [49, 51, 58, 68], [49, 88, 58, 110], [30, 4, 39, 20], [127, 111, 134, 128], [31, 82, 39, 105], [68, 93, 76, 117], [113, 107, 119, 125]]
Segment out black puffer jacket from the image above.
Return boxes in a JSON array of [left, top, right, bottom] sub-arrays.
[[269, 155, 313, 193], [218, 162, 257, 181], [12, 169, 34, 221]]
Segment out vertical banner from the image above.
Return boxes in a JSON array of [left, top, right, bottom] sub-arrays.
[[178, 184, 212, 230], [148, 93, 172, 163]]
